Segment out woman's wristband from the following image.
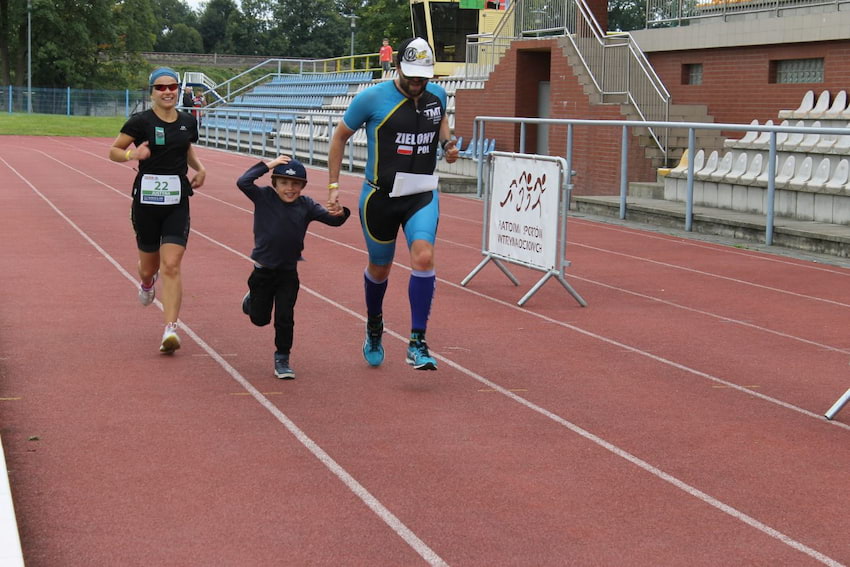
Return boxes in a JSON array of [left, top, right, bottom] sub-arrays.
[[327, 182, 339, 190], [124, 149, 132, 161]]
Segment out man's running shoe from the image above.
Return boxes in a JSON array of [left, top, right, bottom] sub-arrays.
[[274, 354, 295, 379], [160, 322, 181, 354], [138, 273, 158, 306], [362, 319, 385, 367], [241, 291, 251, 316], [406, 334, 437, 370]]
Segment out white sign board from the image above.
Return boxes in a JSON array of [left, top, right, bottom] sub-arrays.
[[487, 154, 561, 271]]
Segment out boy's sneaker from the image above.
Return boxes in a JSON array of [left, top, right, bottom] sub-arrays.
[[160, 322, 181, 354], [406, 334, 437, 370], [241, 291, 251, 316], [138, 273, 158, 306], [274, 354, 295, 379], [362, 319, 385, 367]]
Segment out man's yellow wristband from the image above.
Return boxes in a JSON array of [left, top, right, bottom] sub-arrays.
[[125, 149, 132, 161], [327, 182, 339, 190]]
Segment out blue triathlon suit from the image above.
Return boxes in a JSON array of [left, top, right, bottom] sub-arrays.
[[342, 80, 448, 266]]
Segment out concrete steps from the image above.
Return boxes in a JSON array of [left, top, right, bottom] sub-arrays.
[[555, 37, 724, 169]]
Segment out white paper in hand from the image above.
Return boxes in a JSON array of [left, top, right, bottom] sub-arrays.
[[389, 172, 439, 197]]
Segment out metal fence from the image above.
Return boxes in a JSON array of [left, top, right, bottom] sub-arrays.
[[2, 86, 150, 117], [469, 115, 850, 246], [646, 0, 850, 27]]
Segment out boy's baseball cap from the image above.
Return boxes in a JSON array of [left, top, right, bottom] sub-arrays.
[[397, 37, 435, 79], [271, 159, 307, 183]]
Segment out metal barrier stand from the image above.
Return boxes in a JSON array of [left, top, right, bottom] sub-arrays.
[[824, 388, 850, 420]]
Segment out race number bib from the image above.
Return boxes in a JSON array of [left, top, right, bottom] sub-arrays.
[[140, 174, 181, 205]]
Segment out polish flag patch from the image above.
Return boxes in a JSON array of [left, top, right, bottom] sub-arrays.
[[397, 145, 413, 155]]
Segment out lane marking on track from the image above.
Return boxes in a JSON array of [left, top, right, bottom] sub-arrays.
[[229, 392, 283, 396], [1, 156, 450, 567], [434, 231, 850, 354], [574, 242, 850, 308], [564, 273, 850, 355], [19, 146, 850, 423], [305, 230, 850, 426], [7, 150, 849, 565], [185, 233, 849, 567], [569, 217, 850, 276]]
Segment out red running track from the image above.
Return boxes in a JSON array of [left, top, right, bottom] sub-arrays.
[[1, 135, 850, 566]]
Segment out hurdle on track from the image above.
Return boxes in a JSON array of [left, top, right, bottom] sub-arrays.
[[461, 152, 586, 307]]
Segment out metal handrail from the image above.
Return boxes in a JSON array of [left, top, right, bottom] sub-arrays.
[[464, 0, 670, 154], [646, 0, 850, 27]]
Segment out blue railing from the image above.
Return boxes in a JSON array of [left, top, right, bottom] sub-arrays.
[[2, 86, 149, 118]]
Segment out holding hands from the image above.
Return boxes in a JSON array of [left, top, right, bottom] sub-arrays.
[[327, 180, 341, 216]]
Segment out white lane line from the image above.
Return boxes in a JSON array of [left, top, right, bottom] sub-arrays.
[[307, 228, 850, 429], [0, 433, 24, 567], [25, 148, 850, 422], [566, 273, 850, 354], [432, 232, 850, 353], [1, 157, 449, 567], [435, 354, 846, 567], [193, 229, 848, 567], [10, 153, 849, 565], [569, 217, 850, 276], [574, 242, 850, 308]]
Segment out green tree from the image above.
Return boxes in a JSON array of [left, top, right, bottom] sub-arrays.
[[0, 0, 26, 85], [608, 0, 646, 31], [198, 0, 241, 53], [240, 0, 289, 56], [114, 0, 157, 53], [356, 0, 411, 55], [31, 0, 122, 87], [153, 0, 199, 50], [270, 0, 347, 59], [156, 22, 204, 52]]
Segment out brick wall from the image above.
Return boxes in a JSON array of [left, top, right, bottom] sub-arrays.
[[648, 41, 850, 132], [453, 39, 657, 196]]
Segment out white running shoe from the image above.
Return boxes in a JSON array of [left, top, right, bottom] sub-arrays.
[[139, 273, 158, 306], [159, 322, 181, 354]]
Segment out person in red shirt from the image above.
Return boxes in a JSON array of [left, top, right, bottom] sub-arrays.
[[379, 38, 393, 75]]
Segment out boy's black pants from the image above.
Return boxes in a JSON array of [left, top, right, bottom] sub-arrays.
[[246, 266, 300, 355]]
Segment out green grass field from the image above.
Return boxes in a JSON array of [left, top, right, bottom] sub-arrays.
[[0, 113, 126, 137]]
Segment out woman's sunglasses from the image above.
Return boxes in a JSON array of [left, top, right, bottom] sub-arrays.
[[152, 83, 179, 92]]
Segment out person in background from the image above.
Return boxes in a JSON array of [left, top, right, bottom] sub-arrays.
[[181, 86, 193, 110], [108, 67, 206, 354], [326, 37, 459, 371], [191, 91, 204, 126], [379, 38, 393, 76], [237, 155, 350, 379]]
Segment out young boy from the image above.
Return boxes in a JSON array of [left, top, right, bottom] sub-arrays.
[[237, 155, 350, 379]]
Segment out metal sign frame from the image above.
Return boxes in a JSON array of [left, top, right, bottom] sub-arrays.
[[825, 387, 850, 420], [461, 151, 587, 307]]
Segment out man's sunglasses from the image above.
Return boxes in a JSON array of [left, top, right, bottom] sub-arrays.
[[152, 83, 179, 92]]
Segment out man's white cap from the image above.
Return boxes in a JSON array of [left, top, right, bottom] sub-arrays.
[[398, 37, 435, 79]]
